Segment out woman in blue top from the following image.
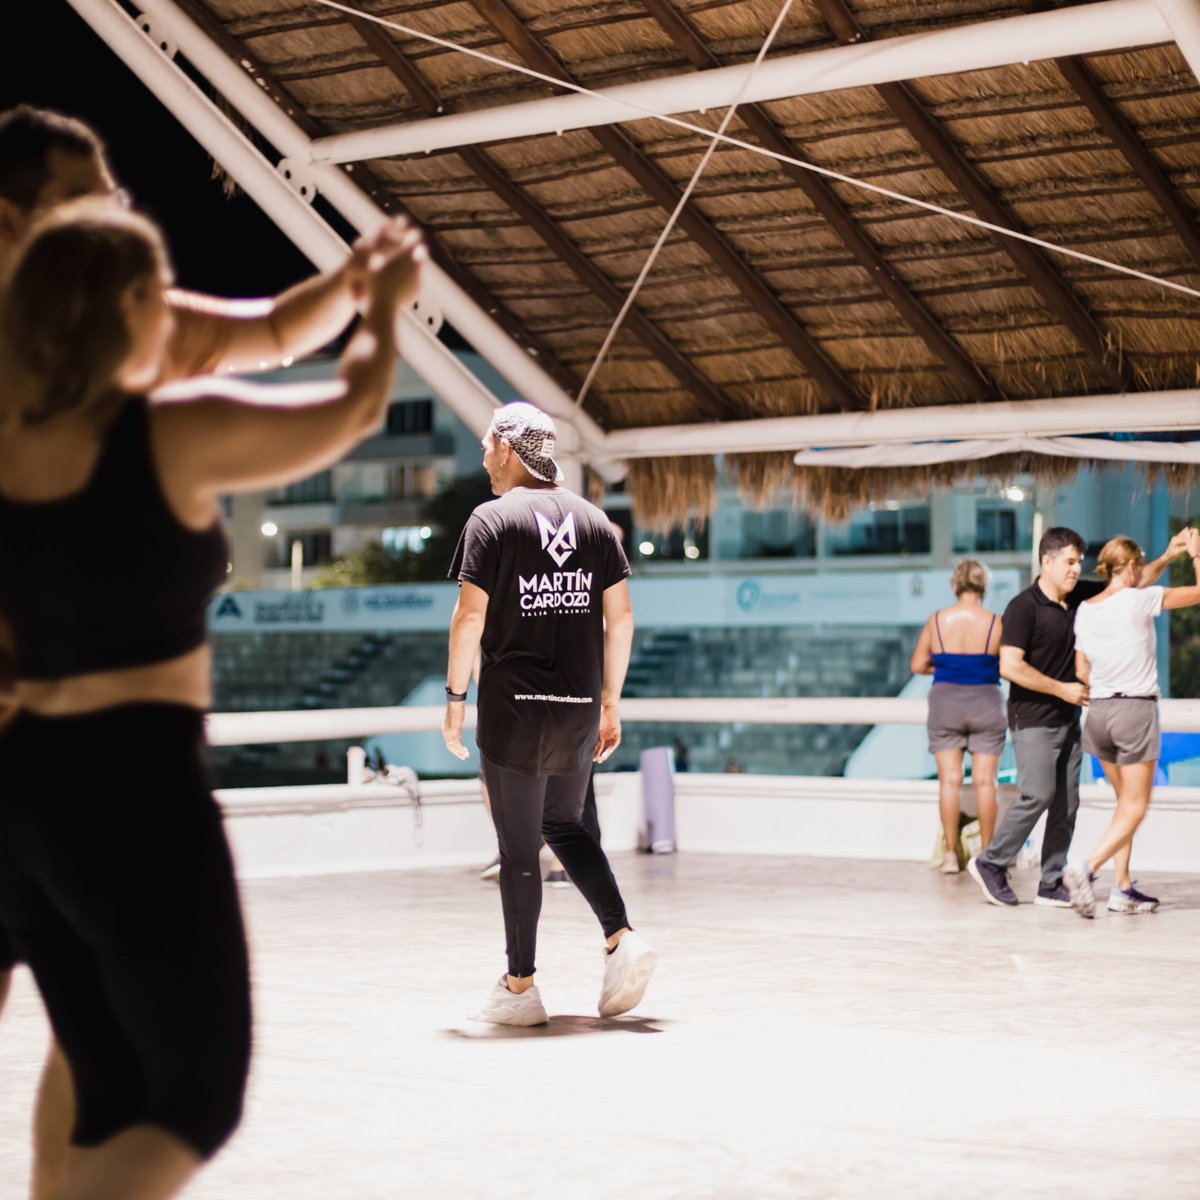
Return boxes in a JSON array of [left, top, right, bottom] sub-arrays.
[[911, 559, 1006, 873]]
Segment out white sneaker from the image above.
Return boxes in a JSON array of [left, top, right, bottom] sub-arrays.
[[468, 978, 548, 1026], [598, 931, 658, 1018], [1062, 861, 1096, 919], [939, 850, 961, 874]]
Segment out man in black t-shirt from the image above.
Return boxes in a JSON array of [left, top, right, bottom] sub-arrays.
[[443, 402, 656, 1026], [968, 526, 1181, 907]]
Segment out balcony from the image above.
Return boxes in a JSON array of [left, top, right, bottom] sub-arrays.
[[261, 501, 338, 528], [344, 430, 455, 463], [336, 496, 428, 526]]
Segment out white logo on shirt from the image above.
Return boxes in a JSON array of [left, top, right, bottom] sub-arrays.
[[535, 512, 577, 568]]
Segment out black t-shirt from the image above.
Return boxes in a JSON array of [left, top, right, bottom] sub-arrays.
[[1001, 577, 1104, 729], [449, 486, 630, 776]]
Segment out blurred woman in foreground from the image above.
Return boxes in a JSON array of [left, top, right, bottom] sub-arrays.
[[0, 199, 422, 1200]]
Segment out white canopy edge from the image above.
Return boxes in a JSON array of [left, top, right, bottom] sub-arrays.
[[597, 389, 1200, 460], [793, 436, 1200, 468], [308, 0, 1171, 163]]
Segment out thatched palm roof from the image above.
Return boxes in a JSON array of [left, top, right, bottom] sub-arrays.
[[164, 0, 1200, 524]]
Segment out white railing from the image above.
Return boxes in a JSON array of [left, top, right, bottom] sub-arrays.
[[206, 696, 1200, 745], [207, 697, 1200, 875]]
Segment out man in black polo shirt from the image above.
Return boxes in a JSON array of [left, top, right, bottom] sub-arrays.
[[968, 526, 1181, 906], [442, 402, 656, 1025]]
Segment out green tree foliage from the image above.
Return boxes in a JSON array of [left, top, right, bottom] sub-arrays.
[[312, 471, 494, 587], [311, 540, 422, 586]]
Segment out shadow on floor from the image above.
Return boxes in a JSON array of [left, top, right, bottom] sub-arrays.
[[441, 1014, 669, 1040]]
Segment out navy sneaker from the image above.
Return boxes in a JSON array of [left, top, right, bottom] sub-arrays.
[[1108, 882, 1159, 913], [1034, 883, 1072, 908], [544, 868, 571, 889], [967, 856, 1018, 906]]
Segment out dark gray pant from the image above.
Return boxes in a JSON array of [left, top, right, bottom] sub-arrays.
[[480, 755, 628, 978], [979, 722, 1081, 889]]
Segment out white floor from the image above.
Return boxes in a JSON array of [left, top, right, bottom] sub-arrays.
[[2, 853, 1198, 1199]]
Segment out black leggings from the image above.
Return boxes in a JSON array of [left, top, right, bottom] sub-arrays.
[[481, 755, 629, 978], [580, 769, 602, 844], [0, 919, 16, 973], [0, 705, 251, 1160]]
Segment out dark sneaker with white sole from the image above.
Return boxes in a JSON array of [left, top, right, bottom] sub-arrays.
[[967, 856, 1018, 906], [1108, 882, 1159, 913], [1034, 883, 1072, 908]]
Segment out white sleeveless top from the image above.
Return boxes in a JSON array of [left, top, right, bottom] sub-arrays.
[[1073, 586, 1164, 699]]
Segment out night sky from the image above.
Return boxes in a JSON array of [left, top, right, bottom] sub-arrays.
[[3, 2, 313, 298]]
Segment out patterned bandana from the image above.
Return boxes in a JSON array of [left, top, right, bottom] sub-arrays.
[[488, 402, 564, 483]]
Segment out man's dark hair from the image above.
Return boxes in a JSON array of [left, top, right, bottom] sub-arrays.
[[0, 106, 102, 210], [1038, 526, 1086, 562]]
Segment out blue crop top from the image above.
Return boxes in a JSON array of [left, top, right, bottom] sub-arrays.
[[0, 397, 228, 680], [930, 612, 1000, 686]]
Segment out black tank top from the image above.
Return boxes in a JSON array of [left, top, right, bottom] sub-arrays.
[[0, 397, 228, 680]]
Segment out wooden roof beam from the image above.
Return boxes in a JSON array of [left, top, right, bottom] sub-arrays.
[[1010, 0, 1200, 271], [465, 0, 865, 412], [1058, 56, 1200, 269], [810, 0, 1133, 393], [348, 15, 736, 421], [638, 0, 1002, 405], [1012, 0, 1200, 270], [1152, 0, 1200, 268]]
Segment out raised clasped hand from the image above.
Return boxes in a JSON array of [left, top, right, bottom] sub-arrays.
[[347, 217, 427, 309]]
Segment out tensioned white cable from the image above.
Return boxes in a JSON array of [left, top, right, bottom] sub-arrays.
[[313, 0, 1200, 303], [574, 0, 795, 409]]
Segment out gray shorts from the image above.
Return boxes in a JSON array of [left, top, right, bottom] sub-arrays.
[[1082, 697, 1160, 765], [927, 682, 1007, 756]]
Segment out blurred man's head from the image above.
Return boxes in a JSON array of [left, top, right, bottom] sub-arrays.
[[1038, 526, 1086, 597], [0, 106, 117, 267], [482, 402, 563, 494]]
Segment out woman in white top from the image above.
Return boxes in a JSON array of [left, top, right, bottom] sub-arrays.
[[1064, 530, 1200, 917]]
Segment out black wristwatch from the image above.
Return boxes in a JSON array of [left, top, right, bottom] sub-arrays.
[[445, 686, 468, 702]]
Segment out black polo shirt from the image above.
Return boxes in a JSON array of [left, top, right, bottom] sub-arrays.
[[1001, 577, 1105, 729]]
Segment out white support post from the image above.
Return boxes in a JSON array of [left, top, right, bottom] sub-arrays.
[[81, 0, 616, 477], [307, 0, 1170, 162], [290, 539, 303, 592], [64, 0, 507, 431]]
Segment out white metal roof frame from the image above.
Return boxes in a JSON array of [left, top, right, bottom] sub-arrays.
[[61, 0, 1200, 477], [309, 0, 1176, 162]]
